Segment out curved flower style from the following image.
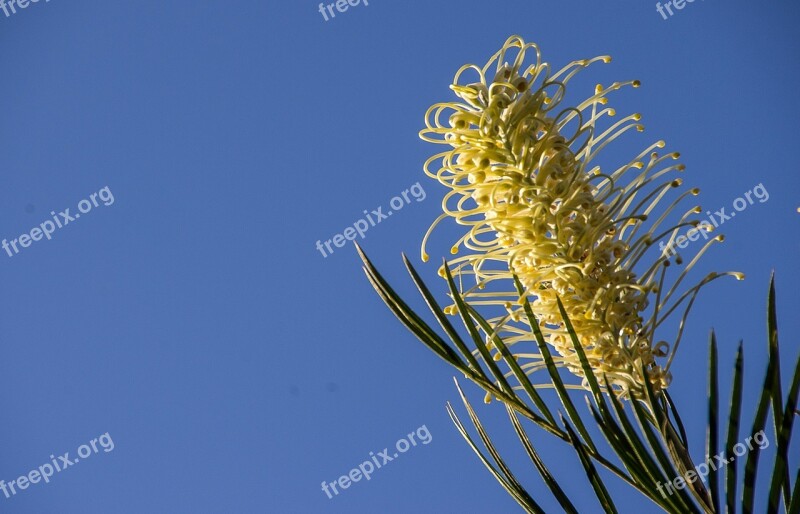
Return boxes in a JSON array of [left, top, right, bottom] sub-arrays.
[[419, 35, 742, 398]]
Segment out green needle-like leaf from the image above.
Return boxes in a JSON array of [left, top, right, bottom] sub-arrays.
[[628, 398, 703, 513], [505, 405, 579, 514], [767, 353, 800, 513], [555, 296, 605, 408], [788, 468, 800, 514], [465, 303, 557, 428], [586, 400, 647, 486], [743, 332, 782, 514], [560, 414, 619, 514], [357, 245, 465, 367], [512, 276, 599, 454], [446, 402, 542, 513], [766, 274, 784, 439], [725, 342, 744, 514], [402, 253, 481, 373], [765, 273, 791, 510], [443, 262, 515, 398], [448, 381, 545, 514], [454, 382, 533, 500], [605, 388, 661, 487], [707, 332, 721, 513], [663, 391, 690, 451]]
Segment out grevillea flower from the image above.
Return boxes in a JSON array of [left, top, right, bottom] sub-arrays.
[[420, 36, 742, 399]]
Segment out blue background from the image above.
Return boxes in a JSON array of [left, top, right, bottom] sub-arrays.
[[1, 0, 798, 512]]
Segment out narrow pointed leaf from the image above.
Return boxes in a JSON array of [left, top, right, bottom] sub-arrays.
[[634, 363, 712, 512], [628, 389, 706, 512], [664, 391, 689, 449], [743, 335, 782, 514], [555, 296, 605, 407], [454, 381, 529, 493], [767, 273, 784, 437], [449, 381, 545, 514], [505, 405, 579, 514], [603, 378, 687, 509], [357, 245, 465, 367], [510, 275, 598, 453], [443, 262, 515, 397], [788, 468, 800, 514], [560, 414, 619, 514], [446, 402, 543, 513], [765, 273, 791, 510], [586, 400, 648, 486], [767, 353, 800, 513], [707, 332, 721, 512], [725, 342, 744, 514], [466, 303, 557, 428], [402, 253, 481, 373]]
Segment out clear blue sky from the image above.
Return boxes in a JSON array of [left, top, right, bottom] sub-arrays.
[[0, 0, 798, 512]]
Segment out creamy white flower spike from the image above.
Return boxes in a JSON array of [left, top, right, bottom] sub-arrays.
[[420, 36, 743, 399]]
